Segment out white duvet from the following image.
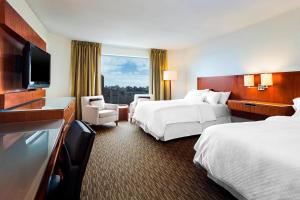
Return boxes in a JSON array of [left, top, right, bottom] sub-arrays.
[[194, 116, 300, 200], [133, 99, 216, 139]]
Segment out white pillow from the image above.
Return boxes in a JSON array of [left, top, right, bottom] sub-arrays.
[[219, 92, 231, 105], [184, 89, 209, 100], [186, 94, 206, 104], [205, 91, 221, 105], [293, 98, 300, 111], [89, 98, 105, 110]]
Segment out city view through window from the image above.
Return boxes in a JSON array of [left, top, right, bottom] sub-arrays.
[[101, 55, 149, 105]]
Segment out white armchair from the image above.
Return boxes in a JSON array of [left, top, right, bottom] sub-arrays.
[[81, 95, 119, 126], [129, 94, 154, 122]]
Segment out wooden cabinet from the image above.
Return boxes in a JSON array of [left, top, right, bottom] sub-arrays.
[[118, 104, 129, 121], [228, 100, 294, 120]]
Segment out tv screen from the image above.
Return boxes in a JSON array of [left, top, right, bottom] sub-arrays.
[[22, 42, 51, 89]]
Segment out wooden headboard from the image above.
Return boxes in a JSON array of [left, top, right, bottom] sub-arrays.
[[197, 71, 300, 104]]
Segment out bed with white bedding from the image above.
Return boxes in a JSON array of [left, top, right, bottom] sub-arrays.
[[132, 89, 231, 141], [193, 116, 300, 200]]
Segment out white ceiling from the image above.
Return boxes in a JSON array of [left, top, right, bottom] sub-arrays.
[[26, 0, 300, 49]]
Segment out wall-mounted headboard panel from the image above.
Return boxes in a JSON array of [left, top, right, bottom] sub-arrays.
[[197, 71, 300, 104]]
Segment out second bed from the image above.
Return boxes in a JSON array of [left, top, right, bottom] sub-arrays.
[[133, 98, 231, 141]]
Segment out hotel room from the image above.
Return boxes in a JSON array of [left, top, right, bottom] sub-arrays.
[[0, 0, 300, 199]]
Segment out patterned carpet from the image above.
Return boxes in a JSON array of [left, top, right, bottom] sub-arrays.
[[81, 122, 236, 200]]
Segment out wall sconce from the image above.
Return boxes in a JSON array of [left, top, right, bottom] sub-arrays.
[[244, 75, 255, 88], [163, 70, 178, 98], [258, 73, 273, 91], [244, 73, 273, 91]]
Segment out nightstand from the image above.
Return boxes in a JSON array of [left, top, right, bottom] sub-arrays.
[[228, 100, 294, 120], [118, 104, 129, 121]]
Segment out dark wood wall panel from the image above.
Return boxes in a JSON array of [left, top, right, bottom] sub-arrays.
[[0, 0, 46, 50], [0, 0, 47, 107], [0, 27, 24, 92], [197, 71, 300, 104]]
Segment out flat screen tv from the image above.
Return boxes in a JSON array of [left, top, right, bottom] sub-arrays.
[[22, 42, 51, 89]]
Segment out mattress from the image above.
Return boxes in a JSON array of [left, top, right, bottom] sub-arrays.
[[160, 116, 231, 141]]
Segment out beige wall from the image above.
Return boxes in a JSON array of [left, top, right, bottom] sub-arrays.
[[46, 33, 72, 97], [169, 8, 300, 94], [167, 50, 188, 99]]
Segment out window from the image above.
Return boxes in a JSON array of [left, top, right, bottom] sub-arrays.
[[101, 55, 149, 104]]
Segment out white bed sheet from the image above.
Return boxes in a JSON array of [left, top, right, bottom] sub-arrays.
[[212, 104, 230, 118], [194, 117, 300, 200]]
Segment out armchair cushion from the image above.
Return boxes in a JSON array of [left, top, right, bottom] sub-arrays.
[[99, 110, 118, 118]]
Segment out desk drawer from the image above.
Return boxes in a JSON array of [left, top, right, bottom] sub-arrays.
[[228, 100, 294, 117], [228, 101, 252, 112]]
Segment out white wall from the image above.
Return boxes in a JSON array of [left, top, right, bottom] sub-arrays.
[[168, 8, 300, 93], [7, 0, 48, 42], [46, 33, 71, 97]]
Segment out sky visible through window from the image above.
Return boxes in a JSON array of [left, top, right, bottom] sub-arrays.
[[102, 55, 149, 87], [101, 55, 149, 104]]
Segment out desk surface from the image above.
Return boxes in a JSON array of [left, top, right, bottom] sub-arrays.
[[0, 119, 64, 200], [0, 97, 75, 112]]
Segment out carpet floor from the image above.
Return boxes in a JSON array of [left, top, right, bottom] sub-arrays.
[[81, 122, 236, 200]]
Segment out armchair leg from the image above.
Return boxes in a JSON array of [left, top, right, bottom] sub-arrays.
[[115, 121, 118, 126]]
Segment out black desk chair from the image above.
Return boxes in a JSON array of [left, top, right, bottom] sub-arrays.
[[47, 120, 95, 200]]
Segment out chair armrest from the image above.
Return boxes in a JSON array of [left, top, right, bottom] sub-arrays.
[[105, 103, 119, 111], [82, 105, 99, 124]]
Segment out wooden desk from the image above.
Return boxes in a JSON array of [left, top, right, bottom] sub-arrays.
[[0, 97, 75, 199], [0, 120, 64, 200], [228, 100, 294, 120]]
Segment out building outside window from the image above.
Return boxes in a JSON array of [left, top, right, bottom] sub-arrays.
[[101, 55, 149, 104]]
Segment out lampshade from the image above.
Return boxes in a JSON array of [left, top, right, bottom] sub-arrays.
[[163, 70, 178, 81], [244, 75, 254, 87], [261, 73, 273, 86]]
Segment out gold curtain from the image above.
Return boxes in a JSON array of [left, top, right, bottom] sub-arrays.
[[71, 40, 101, 119], [150, 49, 170, 100]]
